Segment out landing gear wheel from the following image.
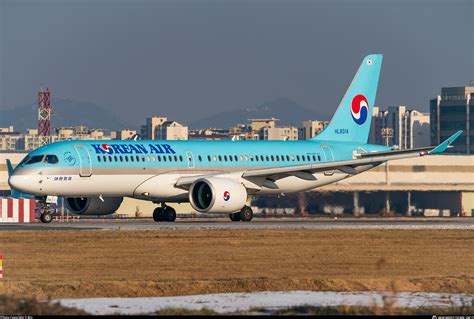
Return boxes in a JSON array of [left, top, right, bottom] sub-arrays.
[[40, 212, 53, 223], [164, 207, 176, 222], [240, 206, 253, 222], [229, 212, 241, 222], [153, 207, 165, 222]]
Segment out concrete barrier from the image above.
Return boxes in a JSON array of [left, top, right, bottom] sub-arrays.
[[0, 197, 36, 223]]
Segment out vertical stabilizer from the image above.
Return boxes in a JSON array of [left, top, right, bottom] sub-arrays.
[[313, 54, 383, 143]]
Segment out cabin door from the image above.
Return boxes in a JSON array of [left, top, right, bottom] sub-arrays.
[[74, 144, 92, 177], [320, 145, 335, 176]]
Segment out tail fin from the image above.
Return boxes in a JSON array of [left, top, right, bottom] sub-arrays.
[[313, 54, 383, 143], [6, 159, 23, 198]]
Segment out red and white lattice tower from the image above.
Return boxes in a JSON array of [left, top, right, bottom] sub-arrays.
[[38, 87, 52, 146]]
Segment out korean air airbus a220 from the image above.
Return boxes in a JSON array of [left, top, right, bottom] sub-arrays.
[[8, 54, 462, 223]]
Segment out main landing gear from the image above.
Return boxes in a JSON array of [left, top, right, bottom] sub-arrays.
[[153, 203, 177, 222], [229, 205, 253, 222]]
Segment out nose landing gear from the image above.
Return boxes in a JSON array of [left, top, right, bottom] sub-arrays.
[[153, 203, 177, 222], [37, 197, 56, 223]]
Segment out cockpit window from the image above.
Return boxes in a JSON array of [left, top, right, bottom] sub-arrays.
[[25, 155, 44, 165], [19, 156, 30, 166], [44, 155, 59, 164]]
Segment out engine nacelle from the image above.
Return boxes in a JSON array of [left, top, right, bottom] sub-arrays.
[[65, 197, 123, 215], [189, 177, 247, 214]]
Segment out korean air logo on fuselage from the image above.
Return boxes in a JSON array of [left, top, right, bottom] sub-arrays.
[[100, 144, 114, 154], [223, 191, 230, 201], [351, 94, 369, 125], [91, 143, 176, 155]]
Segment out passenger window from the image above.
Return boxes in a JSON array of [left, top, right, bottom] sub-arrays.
[[114, 155, 118, 162], [198, 155, 202, 161], [147, 155, 150, 162], [207, 155, 211, 161], [286, 155, 290, 161], [179, 155, 183, 162], [130, 156, 134, 162], [250, 155, 254, 161], [296, 155, 300, 161], [229, 155, 233, 162], [174, 155, 178, 162], [260, 155, 264, 161], [125, 156, 129, 162], [119, 156, 123, 162], [163, 156, 167, 162], [169, 155, 173, 161], [213, 155, 217, 161], [255, 156, 259, 162], [265, 156, 269, 161], [136, 155, 140, 162], [318, 155, 321, 161], [312, 155, 317, 161], [234, 155, 238, 161], [224, 155, 228, 161], [275, 155, 279, 161], [218, 155, 222, 161], [25, 155, 44, 164], [98, 156, 101, 162], [271, 155, 274, 161], [291, 155, 295, 161], [245, 155, 249, 161]]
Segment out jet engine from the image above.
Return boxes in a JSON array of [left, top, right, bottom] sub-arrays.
[[65, 197, 123, 215], [189, 177, 247, 214]]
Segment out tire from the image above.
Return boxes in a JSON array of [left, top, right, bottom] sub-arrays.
[[153, 207, 165, 222], [229, 212, 241, 222], [164, 207, 176, 222], [40, 213, 53, 223], [240, 206, 253, 222]]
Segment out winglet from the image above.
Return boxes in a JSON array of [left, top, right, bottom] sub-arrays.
[[430, 130, 463, 154]]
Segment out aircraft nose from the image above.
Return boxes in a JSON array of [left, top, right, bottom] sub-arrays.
[[8, 174, 32, 193]]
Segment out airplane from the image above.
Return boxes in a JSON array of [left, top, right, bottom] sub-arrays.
[[8, 54, 463, 223]]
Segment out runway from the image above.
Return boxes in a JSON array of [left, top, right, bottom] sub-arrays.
[[56, 291, 474, 315], [1, 217, 474, 231]]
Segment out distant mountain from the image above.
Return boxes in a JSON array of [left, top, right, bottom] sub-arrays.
[[0, 98, 131, 132], [189, 97, 328, 129]]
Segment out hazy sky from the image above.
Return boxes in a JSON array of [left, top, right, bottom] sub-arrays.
[[0, 0, 473, 127]]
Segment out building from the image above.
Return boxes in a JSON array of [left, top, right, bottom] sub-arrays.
[[140, 116, 168, 140], [140, 116, 188, 140], [155, 121, 188, 140], [262, 127, 298, 141], [0, 125, 119, 151], [111, 130, 137, 140], [189, 128, 231, 140], [230, 118, 298, 140], [300, 120, 329, 140], [430, 86, 474, 154], [369, 106, 430, 148]]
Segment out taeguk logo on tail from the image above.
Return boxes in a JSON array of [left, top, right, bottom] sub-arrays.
[[223, 191, 230, 201], [351, 94, 369, 125]]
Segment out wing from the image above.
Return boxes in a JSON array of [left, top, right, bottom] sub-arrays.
[[175, 130, 463, 189]]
